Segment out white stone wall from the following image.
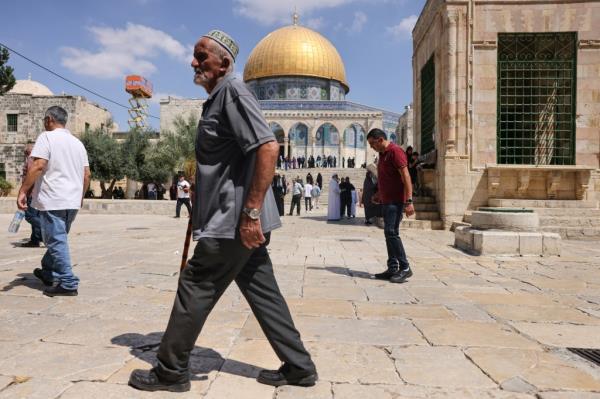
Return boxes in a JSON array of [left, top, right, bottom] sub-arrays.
[[0, 94, 111, 188], [159, 97, 204, 133]]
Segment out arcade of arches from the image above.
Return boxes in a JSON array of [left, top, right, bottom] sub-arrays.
[[269, 121, 367, 166]]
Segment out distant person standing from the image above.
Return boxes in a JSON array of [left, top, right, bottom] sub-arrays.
[[311, 184, 321, 209], [362, 165, 381, 225], [147, 182, 157, 200], [17, 106, 90, 296], [304, 181, 313, 212], [316, 173, 323, 189], [367, 128, 414, 284], [175, 175, 192, 218], [339, 177, 354, 219], [272, 173, 287, 216], [288, 178, 303, 216], [20, 143, 43, 247], [327, 174, 341, 221]]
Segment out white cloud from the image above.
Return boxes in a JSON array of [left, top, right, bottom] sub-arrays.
[[233, 0, 356, 25], [386, 14, 417, 39], [61, 23, 188, 79], [347, 11, 367, 33]]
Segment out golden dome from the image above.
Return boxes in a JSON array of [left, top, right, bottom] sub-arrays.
[[243, 24, 349, 92]]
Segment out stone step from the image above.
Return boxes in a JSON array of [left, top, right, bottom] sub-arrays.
[[488, 198, 597, 209], [531, 208, 600, 217], [401, 219, 444, 230], [412, 211, 440, 221], [541, 226, 600, 240], [539, 216, 600, 228]]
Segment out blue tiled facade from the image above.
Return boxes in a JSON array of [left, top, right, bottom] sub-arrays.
[[258, 99, 401, 139]]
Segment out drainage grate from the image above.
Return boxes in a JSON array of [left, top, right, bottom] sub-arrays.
[[568, 348, 600, 366], [126, 227, 150, 231], [338, 238, 364, 242]]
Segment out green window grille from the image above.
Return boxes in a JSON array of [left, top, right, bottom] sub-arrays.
[[420, 56, 435, 154], [7, 114, 18, 132], [0, 163, 5, 180], [497, 32, 577, 165]]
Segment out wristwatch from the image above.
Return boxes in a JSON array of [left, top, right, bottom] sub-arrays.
[[405, 198, 413, 205], [243, 207, 261, 220]]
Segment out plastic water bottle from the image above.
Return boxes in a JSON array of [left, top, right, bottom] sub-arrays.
[[8, 210, 25, 233]]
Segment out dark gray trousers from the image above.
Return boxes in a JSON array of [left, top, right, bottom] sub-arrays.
[[155, 234, 315, 383]]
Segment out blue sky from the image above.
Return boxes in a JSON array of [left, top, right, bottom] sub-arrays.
[[1, 0, 425, 131]]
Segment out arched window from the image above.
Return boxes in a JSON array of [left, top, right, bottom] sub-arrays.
[[315, 123, 339, 147], [289, 123, 308, 146], [343, 124, 366, 149]]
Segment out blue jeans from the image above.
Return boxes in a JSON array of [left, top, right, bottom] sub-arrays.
[[25, 196, 43, 244], [382, 203, 410, 271], [39, 210, 79, 290]]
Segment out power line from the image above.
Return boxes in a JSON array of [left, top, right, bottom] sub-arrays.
[[0, 42, 160, 120]]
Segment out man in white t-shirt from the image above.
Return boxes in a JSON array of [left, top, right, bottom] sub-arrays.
[[175, 175, 192, 218], [17, 106, 90, 297], [303, 181, 313, 212]]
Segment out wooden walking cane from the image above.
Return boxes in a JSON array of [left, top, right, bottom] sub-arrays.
[[180, 218, 193, 271]]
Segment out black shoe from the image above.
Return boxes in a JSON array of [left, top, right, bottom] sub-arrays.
[[33, 268, 54, 287], [129, 369, 191, 392], [20, 241, 42, 248], [173, 216, 180, 218], [43, 285, 78, 297], [257, 363, 317, 387], [373, 268, 398, 280], [390, 268, 413, 284]]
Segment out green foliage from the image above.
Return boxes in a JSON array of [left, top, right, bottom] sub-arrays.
[[121, 128, 149, 182], [159, 113, 197, 172], [0, 47, 16, 95], [0, 177, 13, 196], [81, 128, 126, 198]]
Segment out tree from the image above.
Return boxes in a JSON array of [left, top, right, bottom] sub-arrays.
[[81, 129, 125, 198], [159, 113, 197, 173], [0, 47, 16, 95], [121, 128, 150, 182]]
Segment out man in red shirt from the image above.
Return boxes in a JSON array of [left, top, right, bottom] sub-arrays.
[[367, 128, 414, 283]]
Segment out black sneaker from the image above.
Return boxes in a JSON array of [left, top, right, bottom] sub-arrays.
[[129, 369, 191, 392], [43, 285, 78, 297], [20, 241, 42, 248], [373, 268, 398, 280], [390, 268, 413, 284], [257, 363, 318, 387], [33, 268, 54, 287]]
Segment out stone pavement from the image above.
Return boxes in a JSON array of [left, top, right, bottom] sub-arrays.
[[1, 208, 600, 398]]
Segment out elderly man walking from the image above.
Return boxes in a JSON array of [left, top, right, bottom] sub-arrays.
[[17, 106, 90, 296], [129, 30, 317, 393]]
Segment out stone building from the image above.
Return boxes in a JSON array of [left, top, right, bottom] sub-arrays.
[[159, 97, 204, 133], [412, 0, 600, 233], [0, 79, 112, 186], [397, 104, 414, 148], [160, 16, 403, 167]]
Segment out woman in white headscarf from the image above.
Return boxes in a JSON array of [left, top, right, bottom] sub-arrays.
[[327, 174, 341, 221]]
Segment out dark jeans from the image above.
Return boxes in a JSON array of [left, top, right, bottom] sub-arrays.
[[304, 197, 312, 211], [382, 203, 410, 271], [289, 194, 301, 215], [175, 198, 192, 217], [156, 234, 315, 383], [25, 196, 43, 244], [340, 197, 351, 217]]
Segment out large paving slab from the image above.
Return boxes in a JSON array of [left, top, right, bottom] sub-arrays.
[[1, 210, 600, 397]]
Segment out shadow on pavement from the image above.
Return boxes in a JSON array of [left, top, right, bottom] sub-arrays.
[[111, 332, 265, 380], [308, 266, 374, 280], [0, 273, 46, 292]]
